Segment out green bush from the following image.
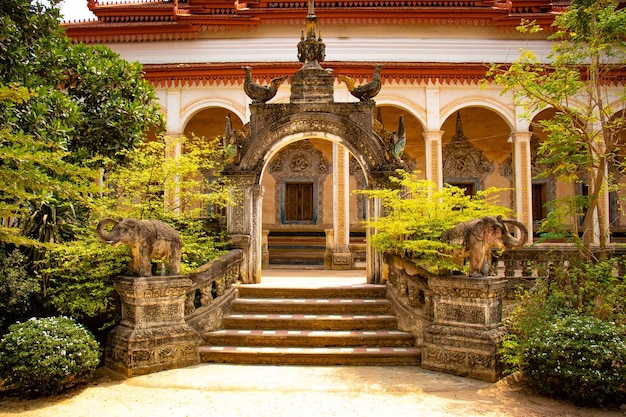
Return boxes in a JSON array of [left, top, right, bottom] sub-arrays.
[[42, 233, 130, 329], [0, 248, 40, 335], [521, 314, 626, 406], [357, 170, 509, 274], [0, 316, 100, 397]]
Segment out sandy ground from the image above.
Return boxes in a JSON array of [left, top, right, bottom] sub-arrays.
[[0, 364, 624, 417]]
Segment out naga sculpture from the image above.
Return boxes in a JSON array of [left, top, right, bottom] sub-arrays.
[[441, 215, 528, 277], [97, 218, 182, 277], [242, 66, 288, 104], [338, 64, 384, 102]]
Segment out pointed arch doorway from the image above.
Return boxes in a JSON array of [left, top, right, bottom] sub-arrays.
[[259, 134, 369, 271]]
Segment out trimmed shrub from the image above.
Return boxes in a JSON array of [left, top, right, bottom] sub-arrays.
[[521, 314, 626, 406], [0, 316, 100, 397]]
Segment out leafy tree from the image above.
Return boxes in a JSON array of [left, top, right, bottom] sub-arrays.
[[0, 0, 164, 251], [358, 170, 509, 274], [0, 1, 169, 333], [101, 135, 232, 220], [487, 0, 626, 256], [0, 85, 94, 248]]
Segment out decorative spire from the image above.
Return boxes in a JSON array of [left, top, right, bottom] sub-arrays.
[[297, 0, 326, 68], [452, 111, 468, 142]]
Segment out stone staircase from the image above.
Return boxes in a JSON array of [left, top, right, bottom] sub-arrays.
[[199, 284, 421, 366]]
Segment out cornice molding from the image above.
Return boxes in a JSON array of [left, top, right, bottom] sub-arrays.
[[142, 61, 496, 87], [65, 0, 565, 43], [142, 61, 626, 88]]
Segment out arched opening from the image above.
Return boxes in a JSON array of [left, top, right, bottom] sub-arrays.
[[441, 107, 512, 207], [184, 107, 245, 139], [260, 137, 368, 269]]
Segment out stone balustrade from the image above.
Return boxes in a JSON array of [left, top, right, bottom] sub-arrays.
[[384, 252, 510, 382], [185, 249, 243, 334], [105, 249, 243, 377], [496, 245, 626, 299]]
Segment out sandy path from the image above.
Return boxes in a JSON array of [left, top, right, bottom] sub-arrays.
[[0, 364, 623, 417]]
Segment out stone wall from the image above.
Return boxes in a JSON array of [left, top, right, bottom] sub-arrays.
[[384, 253, 506, 382]]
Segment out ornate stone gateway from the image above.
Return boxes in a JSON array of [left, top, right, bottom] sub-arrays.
[[223, 0, 403, 283]]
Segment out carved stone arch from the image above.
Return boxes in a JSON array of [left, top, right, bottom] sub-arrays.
[[234, 107, 394, 185]]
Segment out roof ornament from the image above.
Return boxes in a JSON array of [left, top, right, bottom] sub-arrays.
[[338, 63, 385, 103], [296, 0, 326, 68]]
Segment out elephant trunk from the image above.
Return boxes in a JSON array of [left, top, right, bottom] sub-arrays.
[[97, 218, 118, 244], [500, 219, 528, 249]]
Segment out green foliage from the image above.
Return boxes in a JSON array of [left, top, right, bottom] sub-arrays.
[[522, 315, 626, 406], [503, 257, 626, 405], [1, 0, 164, 165], [0, 1, 164, 252], [101, 135, 232, 220], [170, 217, 229, 274], [41, 230, 130, 327], [357, 170, 509, 273], [0, 2, 170, 331], [0, 248, 39, 335], [485, 0, 626, 252], [0, 85, 95, 249], [0, 316, 100, 397], [62, 43, 164, 164]]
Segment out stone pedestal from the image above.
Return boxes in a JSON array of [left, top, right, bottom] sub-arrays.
[[422, 275, 507, 382], [290, 66, 334, 104], [331, 249, 353, 270], [105, 275, 199, 377]]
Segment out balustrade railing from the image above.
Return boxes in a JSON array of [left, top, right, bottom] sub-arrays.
[[184, 249, 243, 332], [496, 244, 626, 298]]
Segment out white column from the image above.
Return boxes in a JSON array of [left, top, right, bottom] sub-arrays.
[[423, 130, 444, 189], [165, 88, 182, 135], [512, 131, 533, 239], [165, 89, 183, 212], [425, 86, 443, 189], [332, 143, 352, 269]]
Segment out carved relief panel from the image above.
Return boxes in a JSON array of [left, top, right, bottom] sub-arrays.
[[443, 113, 494, 191], [268, 140, 331, 227]]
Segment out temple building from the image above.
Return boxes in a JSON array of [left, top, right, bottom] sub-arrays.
[[63, 0, 626, 281]]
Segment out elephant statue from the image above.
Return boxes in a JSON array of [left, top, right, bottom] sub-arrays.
[[97, 218, 182, 277], [441, 215, 528, 277]]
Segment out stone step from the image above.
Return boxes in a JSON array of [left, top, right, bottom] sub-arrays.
[[200, 282, 419, 367], [230, 298, 392, 315], [198, 345, 422, 366], [237, 285, 387, 299], [221, 313, 399, 331], [203, 329, 415, 347]]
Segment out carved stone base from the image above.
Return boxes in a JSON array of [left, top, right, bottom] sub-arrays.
[[105, 275, 199, 377], [331, 251, 353, 270], [290, 66, 335, 104], [421, 275, 507, 382], [422, 325, 505, 382]]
